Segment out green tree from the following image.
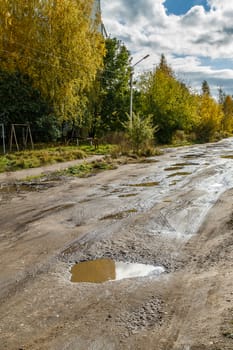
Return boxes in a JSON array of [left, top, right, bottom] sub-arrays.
[[139, 55, 197, 144], [0, 70, 59, 141], [95, 37, 132, 134], [201, 80, 211, 96]]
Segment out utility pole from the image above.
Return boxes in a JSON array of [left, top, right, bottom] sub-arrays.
[[129, 54, 150, 127]]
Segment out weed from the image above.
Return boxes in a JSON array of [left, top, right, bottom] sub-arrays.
[[57, 160, 117, 178]]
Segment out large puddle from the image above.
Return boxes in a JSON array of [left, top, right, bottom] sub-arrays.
[[70, 259, 165, 283]]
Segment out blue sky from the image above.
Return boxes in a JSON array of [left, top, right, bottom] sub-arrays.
[[165, 0, 210, 15], [101, 0, 233, 97]]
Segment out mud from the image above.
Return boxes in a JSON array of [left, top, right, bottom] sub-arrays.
[[1, 139, 233, 349]]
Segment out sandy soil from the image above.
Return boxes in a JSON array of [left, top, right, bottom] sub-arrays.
[[0, 140, 233, 350]]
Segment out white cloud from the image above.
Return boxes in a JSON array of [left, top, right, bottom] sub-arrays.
[[102, 0, 233, 96]]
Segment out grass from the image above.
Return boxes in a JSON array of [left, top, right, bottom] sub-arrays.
[[0, 144, 114, 173], [0, 141, 163, 174], [55, 159, 117, 178]]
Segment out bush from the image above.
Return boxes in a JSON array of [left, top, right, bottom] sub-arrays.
[[123, 113, 157, 154]]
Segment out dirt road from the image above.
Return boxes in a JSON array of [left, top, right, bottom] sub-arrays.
[[0, 139, 233, 349]]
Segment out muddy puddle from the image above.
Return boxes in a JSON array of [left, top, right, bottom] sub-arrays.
[[127, 181, 160, 187], [182, 153, 205, 159], [221, 155, 233, 159], [100, 209, 138, 220], [0, 180, 59, 203], [0, 181, 57, 193], [70, 258, 165, 283], [118, 193, 138, 198], [164, 166, 184, 171], [167, 172, 191, 178]]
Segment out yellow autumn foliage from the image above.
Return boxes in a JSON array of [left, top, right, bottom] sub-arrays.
[[0, 0, 105, 122], [195, 94, 224, 141]]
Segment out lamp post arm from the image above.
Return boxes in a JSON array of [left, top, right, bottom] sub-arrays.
[[132, 54, 150, 68]]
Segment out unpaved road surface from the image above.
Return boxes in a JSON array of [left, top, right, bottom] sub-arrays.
[[0, 139, 233, 350]]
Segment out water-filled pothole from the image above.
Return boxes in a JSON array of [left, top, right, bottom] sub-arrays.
[[118, 193, 138, 198], [167, 172, 191, 178], [100, 209, 137, 220], [127, 182, 159, 187], [221, 155, 233, 159], [70, 258, 165, 283], [164, 166, 184, 171], [183, 153, 204, 158], [0, 181, 56, 193]]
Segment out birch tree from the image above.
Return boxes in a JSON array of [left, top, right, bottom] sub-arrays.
[[0, 0, 105, 123]]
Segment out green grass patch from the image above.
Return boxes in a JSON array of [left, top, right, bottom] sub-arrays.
[[0, 144, 115, 173], [0, 147, 86, 173], [56, 159, 117, 178]]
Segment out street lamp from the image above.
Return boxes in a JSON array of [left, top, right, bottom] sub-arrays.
[[130, 54, 150, 126]]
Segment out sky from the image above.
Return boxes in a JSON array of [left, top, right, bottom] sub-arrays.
[[101, 0, 233, 98]]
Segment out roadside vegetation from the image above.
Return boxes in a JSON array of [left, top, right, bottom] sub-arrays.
[[0, 145, 113, 173], [0, 1, 233, 173]]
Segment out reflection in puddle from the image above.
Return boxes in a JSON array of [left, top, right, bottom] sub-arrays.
[[221, 155, 233, 159], [183, 153, 204, 158], [164, 166, 184, 171], [173, 162, 199, 166], [127, 182, 159, 187], [118, 193, 138, 198], [100, 209, 137, 220], [167, 172, 191, 178], [0, 181, 55, 194], [70, 259, 165, 283]]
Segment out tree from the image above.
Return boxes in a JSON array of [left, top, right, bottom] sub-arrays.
[[0, 0, 105, 125], [202, 80, 211, 96], [222, 95, 233, 132], [218, 87, 226, 105], [194, 94, 223, 142], [94, 37, 132, 134], [139, 55, 197, 144], [0, 70, 59, 141]]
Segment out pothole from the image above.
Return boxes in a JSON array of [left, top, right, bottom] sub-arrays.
[[221, 155, 233, 159], [167, 172, 191, 178], [126, 182, 160, 187], [172, 162, 199, 166], [0, 181, 57, 193], [70, 258, 165, 283], [118, 193, 138, 198], [164, 166, 184, 171], [183, 153, 204, 158], [100, 209, 138, 220]]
